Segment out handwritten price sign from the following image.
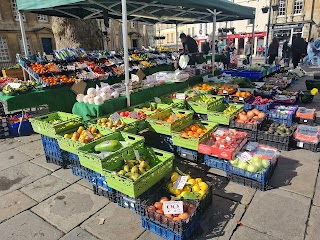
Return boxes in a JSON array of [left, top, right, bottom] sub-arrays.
[[163, 201, 184, 214]]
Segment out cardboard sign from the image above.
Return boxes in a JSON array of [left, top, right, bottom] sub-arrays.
[[163, 201, 184, 214], [134, 150, 140, 160], [238, 152, 253, 162], [131, 74, 140, 82], [173, 176, 188, 190], [193, 89, 201, 95], [154, 97, 161, 103], [172, 113, 178, 121], [176, 93, 186, 100], [110, 112, 121, 122], [70, 81, 87, 95], [136, 69, 146, 80]]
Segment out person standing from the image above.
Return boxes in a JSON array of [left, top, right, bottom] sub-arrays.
[[179, 33, 199, 65], [201, 40, 210, 55], [268, 37, 279, 64], [304, 38, 315, 66], [282, 37, 291, 67], [244, 41, 252, 64], [291, 33, 306, 68], [222, 45, 231, 69]]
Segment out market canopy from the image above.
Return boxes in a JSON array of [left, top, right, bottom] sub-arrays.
[[17, 0, 255, 24]]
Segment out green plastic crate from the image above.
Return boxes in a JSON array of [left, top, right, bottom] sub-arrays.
[[157, 97, 185, 109], [191, 83, 219, 94], [187, 95, 224, 114], [146, 108, 194, 135], [207, 104, 244, 125], [103, 147, 174, 198], [77, 132, 145, 174], [29, 112, 82, 138], [171, 120, 218, 151]]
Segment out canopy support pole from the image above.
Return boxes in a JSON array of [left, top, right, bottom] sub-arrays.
[[264, 0, 272, 64], [121, 0, 130, 106], [250, 13, 255, 66], [208, 9, 220, 75], [18, 11, 28, 81], [175, 23, 179, 51]]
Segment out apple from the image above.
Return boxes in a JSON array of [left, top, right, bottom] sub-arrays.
[[261, 160, 270, 169], [230, 159, 239, 166], [119, 112, 125, 117], [124, 111, 130, 117], [237, 161, 248, 170], [247, 164, 259, 172]]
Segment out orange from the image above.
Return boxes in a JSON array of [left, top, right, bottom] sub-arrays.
[[188, 131, 194, 136], [191, 126, 197, 132], [193, 132, 200, 137], [197, 128, 204, 134]]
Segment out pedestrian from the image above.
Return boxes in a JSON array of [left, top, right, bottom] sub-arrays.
[[222, 45, 231, 69], [291, 33, 306, 68], [282, 37, 291, 67], [201, 40, 210, 55], [214, 40, 219, 54], [179, 33, 199, 65], [313, 37, 320, 67], [244, 41, 252, 64], [268, 37, 279, 64], [304, 38, 315, 66], [258, 46, 263, 56]]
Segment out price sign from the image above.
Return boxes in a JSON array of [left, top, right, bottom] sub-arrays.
[[130, 111, 139, 119], [215, 129, 225, 136], [131, 74, 140, 82], [163, 201, 184, 214], [134, 150, 140, 160], [276, 89, 282, 94], [223, 90, 228, 94], [239, 97, 244, 101], [238, 152, 253, 162], [303, 119, 308, 123], [67, 65, 76, 71], [225, 136, 231, 141], [7, 83, 21, 89], [173, 176, 188, 190], [172, 113, 178, 121], [86, 130, 94, 139], [110, 112, 121, 122], [176, 93, 186, 100], [154, 97, 161, 103], [297, 142, 304, 148]]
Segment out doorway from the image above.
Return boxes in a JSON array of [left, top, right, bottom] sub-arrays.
[[41, 38, 53, 54], [132, 39, 138, 48]]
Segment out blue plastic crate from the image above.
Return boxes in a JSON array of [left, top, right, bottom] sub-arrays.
[[141, 215, 200, 240], [44, 148, 64, 161], [226, 160, 274, 183], [41, 135, 61, 152], [8, 121, 34, 137], [204, 155, 228, 171], [244, 102, 272, 113], [177, 146, 203, 162], [142, 131, 176, 153], [71, 165, 110, 186], [222, 70, 239, 76]]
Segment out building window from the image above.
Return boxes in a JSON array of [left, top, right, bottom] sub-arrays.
[[37, 14, 48, 22], [11, 0, 26, 21], [293, 0, 304, 14], [171, 33, 174, 43], [130, 22, 136, 29], [205, 23, 208, 35], [0, 37, 11, 62], [19, 37, 32, 55], [278, 0, 286, 16]]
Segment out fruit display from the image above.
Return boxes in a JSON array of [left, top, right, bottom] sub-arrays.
[[111, 66, 123, 75], [260, 121, 294, 137], [294, 125, 320, 143], [198, 128, 248, 160], [140, 106, 163, 113], [140, 61, 153, 67], [116, 156, 151, 181], [193, 95, 218, 104], [229, 155, 271, 173], [1, 81, 35, 95], [232, 77, 256, 88], [29, 62, 61, 74], [119, 110, 148, 120], [179, 123, 207, 138], [207, 104, 244, 125], [247, 96, 273, 105], [63, 126, 103, 143], [97, 117, 126, 130], [56, 74, 75, 83], [217, 85, 237, 95], [94, 140, 122, 152], [192, 83, 216, 92], [268, 105, 298, 123], [88, 61, 105, 74], [296, 107, 316, 120], [41, 76, 60, 86], [231, 91, 252, 103], [162, 112, 186, 123], [167, 170, 208, 199], [163, 92, 195, 101], [234, 109, 266, 124]]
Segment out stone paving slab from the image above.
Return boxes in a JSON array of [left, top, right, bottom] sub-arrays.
[[0, 148, 33, 171], [16, 140, 44, 158], [137, 230, 162, 240], [0, 161, 51, 197], [230, 226, 281, 240], [0, 190, 37, 223], [59, 227, 100, 240], [312, 174, 320, 207], [32, 184, 109, 233], [52, 168, 81, 184], [81, 203, 145, 240], [0, 138, 25, 152], [20, 175, 70, 202], [15, 134, 41, 143], [269, 153, 319, 198], [0, 210, 63, 240], [31, 155, 61, 172], [305, 205, 320, 240], [194, 195, 246, 240], [77, 179, 94, 189], [241, 188, 311, 240]]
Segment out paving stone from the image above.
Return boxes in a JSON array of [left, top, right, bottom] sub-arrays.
[[77, 179, 94, 189], [241, 189, 310, 240], [305, 205, 320, 240], [210, 174, 256, 205], [269, 153, 319, 198], [0, 210, 63, 240], [0, 148, 33, 171], [231, 226, 281, 240], [0, 162, 51, 197], [52, 168, 81, 184], [16, 140, 44, 158], [137, 230, 162, 240], [194, 195, 246, 240], [0, 138, 25, 151], [81, 203, 144, 240], [32, 184, 109, 233], [313, 175, 320, 207], [20, 175, 70, 202], [59, 227, 99, 240], [0, 190, 37, 223], [15, 134, 41, 143], [31, 155, 61, 172]]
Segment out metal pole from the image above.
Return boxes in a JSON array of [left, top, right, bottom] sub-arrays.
[[18, 11, 28, 57], [121, 0, 130, 106], [176, 23, 179, 51], [212, 9, 217, 74], [250, 13, 256, 66], [264, 0, 272, 64]]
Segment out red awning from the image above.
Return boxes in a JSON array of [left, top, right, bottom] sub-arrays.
[[227, 32, 266, 39]]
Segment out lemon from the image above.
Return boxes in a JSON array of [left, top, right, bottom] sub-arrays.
[[198, 190, 206, 196], [171, 172, 179, 182], [186, 174, 191, 180], [173, 189, 181, 195], [169, 187, 175, 194], [195, 178, 203, 183], [188, 179, 196, 185], [183, 186, 191, 192], [198, 182, 208, 191], [192, 185, 200, 192], [168, 183, 173, 189]]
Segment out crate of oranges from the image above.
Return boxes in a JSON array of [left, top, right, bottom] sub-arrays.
[[40, 76, 60, 87], [191, 83, 218, 94], [171, 120, 218, 151], [146, 108, 194, 135], [230, 91, 252, 103], [56, 74, 75, 84]]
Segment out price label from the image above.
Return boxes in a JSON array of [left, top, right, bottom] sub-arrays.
[[239, 97, 244, 101], [86, 130, 94, 139], [276, 90, 282, 94], [225, 136, 231, 141], [134, 150, 140, 160], [154, 97, 161, 103], [172, 113, 178, 121], [303, 119, 308, 123], [110, 112, 121, 122], [297, 142, 304, 148], [7, 83, 21, 89], [238, 152, 253, 162], [176, 93, 186, 100], [67, 65, 76, 71], [131, 74, 140, 82], [215, 129, 225, 136], [173, 176, 188, 189], [223, 90, 228, 94], [130, 111, 139, 119], [163, 201, 184, 214]]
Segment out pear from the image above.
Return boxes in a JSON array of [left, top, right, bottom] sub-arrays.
[[131, 173, 140, 181], [131, 166, 139, 174], [125, 172, 132, 178], [139, 160, 147, 168], [123, 165, 130, 173], [139, 166, 146, 174], [118, 170, 126, 176], [145, 164, 150, 171]]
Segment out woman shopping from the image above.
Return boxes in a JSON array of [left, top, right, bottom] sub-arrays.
[[268, 37, 279, 64]]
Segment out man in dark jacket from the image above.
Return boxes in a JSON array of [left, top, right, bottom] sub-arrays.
[[201, 40, 210, 55], [291, 33, 306, 68], [180, 33, 199, 65], [282, 37, 291, 67]]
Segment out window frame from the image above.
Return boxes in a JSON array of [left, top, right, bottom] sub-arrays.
[[278, 0, 287, 16], [0, 37, 11, 62], [19, 37, 32, 56], [293, 0, 304, 15], [37, 14, 49, 22], [11, 0, 26, 22]]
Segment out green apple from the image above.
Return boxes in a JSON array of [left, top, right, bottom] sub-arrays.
[[247, 164, 259, 172], [251, 156, 261, 163], [237, 161, 248, 170], [252, 161, 263, 171], [261, 160, 270, 169], [230, 159, 239, 166]]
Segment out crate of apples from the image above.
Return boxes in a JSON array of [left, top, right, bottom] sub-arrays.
[[231, 109, 266, 130], [119, 110, 148, 120]]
